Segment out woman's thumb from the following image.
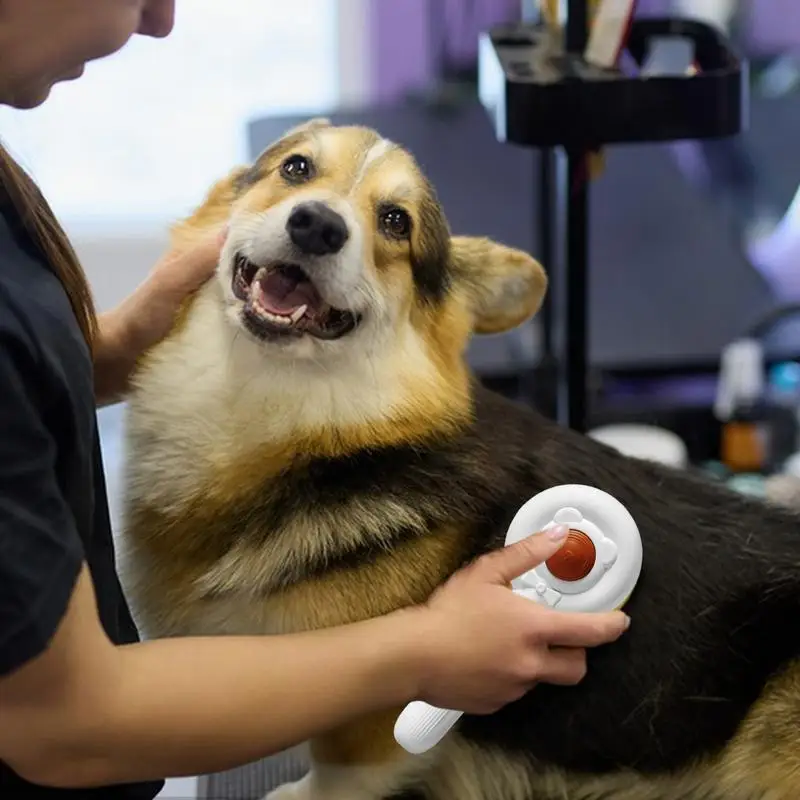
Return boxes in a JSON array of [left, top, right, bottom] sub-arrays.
[[472, 525, 570, 585]]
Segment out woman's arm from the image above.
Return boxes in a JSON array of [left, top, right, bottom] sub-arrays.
[[0, 565, 422, 786], [93, 308, 137, 406], [0, 541, 628, 789]]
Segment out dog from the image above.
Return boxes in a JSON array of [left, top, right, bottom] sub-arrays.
[[120, 119, 800, 800]]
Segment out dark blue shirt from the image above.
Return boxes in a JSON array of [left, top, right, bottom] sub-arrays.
[[0, 202, 163, 799]]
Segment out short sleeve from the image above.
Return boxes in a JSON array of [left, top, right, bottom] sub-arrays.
[[0, 326, 84, 677]]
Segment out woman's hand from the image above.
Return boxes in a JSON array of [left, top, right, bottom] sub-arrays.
[[408, 525, 630, 714], [94, 227, 226, 405]]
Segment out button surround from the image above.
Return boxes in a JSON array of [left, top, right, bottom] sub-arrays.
[[505, 486, 641, 613], [546, 529, 597, 581]]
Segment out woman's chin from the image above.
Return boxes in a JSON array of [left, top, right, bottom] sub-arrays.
[[9, 82, 54, 110]]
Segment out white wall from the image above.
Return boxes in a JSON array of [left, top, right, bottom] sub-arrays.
[[70, 225, 170, 313], [336, 0, 374, 107]]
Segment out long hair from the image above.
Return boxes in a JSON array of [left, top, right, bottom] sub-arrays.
[[0, 144, 97, 346]]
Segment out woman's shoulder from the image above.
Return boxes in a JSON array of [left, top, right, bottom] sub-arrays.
[[0, 210, 78, 324], [0, 209, 91, 384]]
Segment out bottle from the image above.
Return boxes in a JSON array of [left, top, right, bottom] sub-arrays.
[[721, 404, 769, 474], [715, 339, 769, 474]]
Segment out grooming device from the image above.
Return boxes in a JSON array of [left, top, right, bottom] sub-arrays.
[[393, 484, 643, 755]]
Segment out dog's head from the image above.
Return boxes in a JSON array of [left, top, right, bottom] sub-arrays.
[[187, 119, 546, 358], [175, 121, 546, 438]]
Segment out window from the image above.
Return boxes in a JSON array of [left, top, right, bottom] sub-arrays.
[[0, 1, 342, 229]]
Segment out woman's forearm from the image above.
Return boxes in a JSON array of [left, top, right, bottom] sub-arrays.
[[93, 309, 135, 406], [87, 616, 422, 786], [0, 567, 426, 788], [25, 615, 424, 788]]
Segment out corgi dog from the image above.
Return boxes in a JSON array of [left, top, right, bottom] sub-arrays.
[[120, 119, 800, 800]]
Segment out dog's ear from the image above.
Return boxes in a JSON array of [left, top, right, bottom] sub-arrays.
[[451, 236, 547, 335]]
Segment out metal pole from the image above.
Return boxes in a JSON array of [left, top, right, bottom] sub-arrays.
[[524, 1, 558, 418], [554, 0, 590, 431], [558, 147, 589, 431], [565, 0, 588, 51], [536, 148, 558, 419]]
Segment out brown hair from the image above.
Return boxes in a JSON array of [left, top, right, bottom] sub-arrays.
[[0, 144, 97, 346]]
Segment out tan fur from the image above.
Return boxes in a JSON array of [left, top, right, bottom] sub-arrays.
[[715, 661, 800, 797], [311, 711, 407, 767], [126, 487, 465, 638], [429, 692, 800, 800], [121, 122, 798, 800]]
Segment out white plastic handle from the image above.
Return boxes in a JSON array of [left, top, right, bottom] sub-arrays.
[[393, 702, 464, 755]]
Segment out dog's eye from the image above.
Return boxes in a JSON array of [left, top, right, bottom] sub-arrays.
[[280, 154, 313, 183], [379, 207, 411, 239]]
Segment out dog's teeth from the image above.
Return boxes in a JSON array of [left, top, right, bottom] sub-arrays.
[[290, 305, 307, 324]]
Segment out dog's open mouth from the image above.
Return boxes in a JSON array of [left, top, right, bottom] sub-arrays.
[[232, 255, 359, 341]]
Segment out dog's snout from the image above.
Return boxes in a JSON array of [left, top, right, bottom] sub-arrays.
[[286, 201, 349, 256]]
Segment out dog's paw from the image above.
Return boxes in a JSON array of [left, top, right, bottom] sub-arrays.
[[264, 775, 310, 800]]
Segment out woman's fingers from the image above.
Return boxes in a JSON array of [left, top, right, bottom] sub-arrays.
[[531, 607, 630, 648], [535, 647, 589, 686], [469, 525, 571, 585]]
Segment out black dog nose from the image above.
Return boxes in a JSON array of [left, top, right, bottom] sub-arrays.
[[286, 201, 349, 256]]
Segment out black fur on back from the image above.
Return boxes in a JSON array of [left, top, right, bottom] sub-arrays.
[[269, 383, 800, 776]]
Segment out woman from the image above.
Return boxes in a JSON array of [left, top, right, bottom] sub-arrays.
[[0, 2, 629, 796]]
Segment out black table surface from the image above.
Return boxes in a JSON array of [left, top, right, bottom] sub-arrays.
[[247, 99, 800, 377]]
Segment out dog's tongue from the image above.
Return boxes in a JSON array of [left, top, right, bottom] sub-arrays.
[[255, 268, 320, 315]]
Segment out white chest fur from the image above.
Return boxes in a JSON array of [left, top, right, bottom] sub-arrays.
[[123, 282, 439, 514]]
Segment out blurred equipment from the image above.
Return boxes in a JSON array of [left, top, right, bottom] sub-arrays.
[[748, 180, 800, 301], [714, 304, 800, 475], [764, 472, 800, 509], [200, 745, 308, 800], [406, 1, 519, 112], [714, 337, 769, 473], [671, 0, 736, 32], [588, 423, 689, 467], [479, 0, 746, 431], [667, 0, 794, 259]]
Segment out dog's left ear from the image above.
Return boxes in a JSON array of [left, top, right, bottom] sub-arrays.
[[451, 236, 548, 334]]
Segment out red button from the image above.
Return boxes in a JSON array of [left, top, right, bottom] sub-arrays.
[[546, 529, 596, 581]]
